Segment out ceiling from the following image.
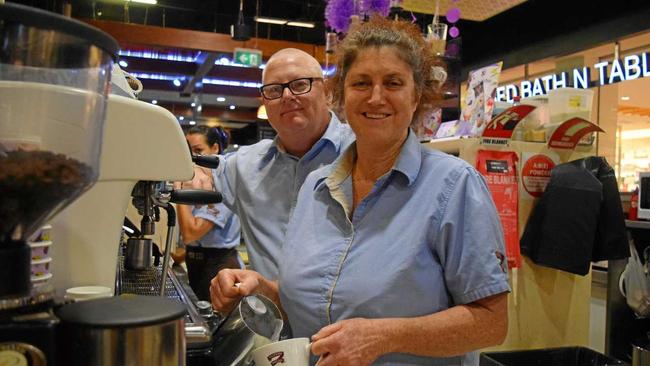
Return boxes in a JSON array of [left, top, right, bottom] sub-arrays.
[[8, 0, 650, 133], [400, 0, 526, 21]]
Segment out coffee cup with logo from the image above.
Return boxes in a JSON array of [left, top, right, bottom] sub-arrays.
[[251, 337, 311, 366]]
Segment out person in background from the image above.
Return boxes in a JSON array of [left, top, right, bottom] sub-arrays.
[[173, 125, 242, 302], [211, 17, 509, 366], [204, 48, 355, 280]]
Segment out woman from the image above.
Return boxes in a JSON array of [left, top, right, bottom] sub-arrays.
[[175, 125, 242, 302], [211, 17, 509, 365]]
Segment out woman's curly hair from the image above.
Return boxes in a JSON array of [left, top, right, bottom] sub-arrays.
[[327, 16, 445, 123]]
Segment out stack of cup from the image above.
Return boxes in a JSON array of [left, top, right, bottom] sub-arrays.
[[64, 286, 113, 302], [28, 224, 53, 287]]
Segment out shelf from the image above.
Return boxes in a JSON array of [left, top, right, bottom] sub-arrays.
[[626, 219, 650, 229]]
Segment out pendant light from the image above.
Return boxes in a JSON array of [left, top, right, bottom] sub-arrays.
[[231, 0, 251, 41]]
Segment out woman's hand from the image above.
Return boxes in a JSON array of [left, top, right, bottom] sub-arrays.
[[170, 247, 185, 264], [311, 318, 388, 366], [209, 269, 261, 314]]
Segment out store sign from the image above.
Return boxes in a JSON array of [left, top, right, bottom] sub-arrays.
[[496, 52, 650, 103], [233, 48, 262, 67]]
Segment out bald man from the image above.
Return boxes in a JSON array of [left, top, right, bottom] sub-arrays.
[[210, 48, 355, 279]]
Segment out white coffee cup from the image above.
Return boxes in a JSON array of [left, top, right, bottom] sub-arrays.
[[251, 337, 311, 366], [65, 286, 113, 302]]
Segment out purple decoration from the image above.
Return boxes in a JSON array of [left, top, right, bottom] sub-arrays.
[[358, 0, 370, 12], [359, 0, 392, 16], [449, 26, 459, 38], [325, 0, 355, 33], [447, 43, 460, 57], [446, 7, 461, 23]]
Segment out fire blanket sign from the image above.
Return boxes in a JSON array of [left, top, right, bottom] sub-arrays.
[[477, 150, 520, 268]]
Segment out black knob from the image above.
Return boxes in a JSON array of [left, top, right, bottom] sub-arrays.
[[192, 155, 220, 169], [170, 189, 222, 205]]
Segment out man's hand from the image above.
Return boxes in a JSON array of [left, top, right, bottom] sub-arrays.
[[174, 164, 214, 191], [209, 269, 262, 314]]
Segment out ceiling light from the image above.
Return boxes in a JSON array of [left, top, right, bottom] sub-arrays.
[[621, 128, 650, 140], [151, 99, 157, 105], [191, 102, 196, 107], [189, 120, 196, 125], [173, 79, 181, 87], [197, 105, 202, 112], [179, 116, 185, 121], [118, 60, 128, 68], [119, 49, 198, 62], [217, 97, 226, 102], [202, 78, 262, 88], [255, 16, 288, 25], [286, 21, 315, 28], [126, 0, 157, 4], [257, 105, 268, 120], [621, 96, 631, 101], [229, 105, 236, 110]]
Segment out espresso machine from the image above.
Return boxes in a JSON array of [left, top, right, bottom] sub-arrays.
[[0, 2, 118, 363], [0, 4, 208, 365]]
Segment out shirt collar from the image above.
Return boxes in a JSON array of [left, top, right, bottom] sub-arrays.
[[391, 129, 421, 187], [324, 143, 355, 190], [320, 143, 355, 217], [260, 112, 346, 159], [314, 128, 422, 193]]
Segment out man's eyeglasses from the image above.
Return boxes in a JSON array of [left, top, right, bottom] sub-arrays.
[[260, 77, 323, 100]]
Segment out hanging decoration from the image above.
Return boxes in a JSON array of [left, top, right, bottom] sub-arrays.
[[445, 7, 460, 23], [326, 0, 392, 34], [445, 1, 461, 38], [325, 0, 355, 33], [358, 0, 392, 17]]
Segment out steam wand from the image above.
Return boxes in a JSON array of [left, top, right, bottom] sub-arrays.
[[158, 204, 175, 297], [153, 187, 223, 296]]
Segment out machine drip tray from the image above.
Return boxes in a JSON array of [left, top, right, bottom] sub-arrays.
[[115, 255, 218, 349]]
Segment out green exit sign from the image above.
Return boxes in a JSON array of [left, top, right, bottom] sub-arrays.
[[233, 48, 263, 67]]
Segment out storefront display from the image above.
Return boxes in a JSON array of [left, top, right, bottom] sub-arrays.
[[491, 35, 650, 193]]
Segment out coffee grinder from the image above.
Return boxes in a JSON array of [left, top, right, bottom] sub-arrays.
[[0, 3, 118, 363]]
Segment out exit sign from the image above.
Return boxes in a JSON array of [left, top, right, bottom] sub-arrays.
[[233, 48, 262, 67]]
